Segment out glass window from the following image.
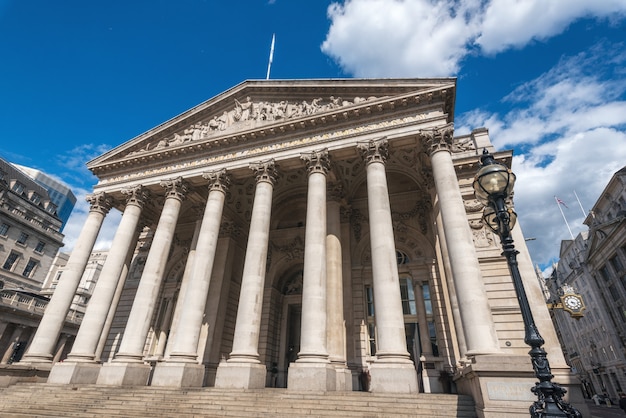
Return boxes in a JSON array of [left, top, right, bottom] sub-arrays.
[[396, 250, 409, 265], [22, 259, 38, 277], [34, 241, 45, 253], [11, 182, 24, 194], [422, 284, 433, 315], [365, 286, 375, 317], [599, 266, 611, 281], [428, 320, 439, 356], [0, 223, 9, 236], [400, 277, 416, 315], [16, 232, 29, 245], [2, 252, 20, 271], [609, 255, 623, 273], [30, 193, 41, 204], [608, 285, 619, 302], [367, 323, 376, 356]]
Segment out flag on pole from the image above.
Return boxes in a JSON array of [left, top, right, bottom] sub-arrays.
[[266, 33, 275, 80], [556, 197, 568, 208]]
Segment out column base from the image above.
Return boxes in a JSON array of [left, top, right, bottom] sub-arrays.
[[47, 362, 101, 384], [151, 362, 205, 387], [96, 362, 151, 386], [287, 362, 336, 391], [454, 355, 590, 418], [333, 366, 352, 391], [214, 361, 266, 389], [369, 361, 418, 393]]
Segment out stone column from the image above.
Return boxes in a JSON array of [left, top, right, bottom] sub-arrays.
[[21, 192, 112, 364], [423, 128, 500, 355], [152, 170, 229, 387], [215, 160, 277, 389], [326, 185, 351, 389], [288, 149, 335, 391], [358, 138, 418, 393], [48, 186, 149, 384], [98, 177, 188, 386]]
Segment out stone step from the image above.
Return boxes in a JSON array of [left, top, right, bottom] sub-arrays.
[[0, 384, 477, 417]]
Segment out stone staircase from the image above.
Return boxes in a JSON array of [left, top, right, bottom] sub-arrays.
[[0, 383, 477, 417]]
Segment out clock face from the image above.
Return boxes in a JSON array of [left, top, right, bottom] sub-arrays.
[[563, 295, 582, 310]]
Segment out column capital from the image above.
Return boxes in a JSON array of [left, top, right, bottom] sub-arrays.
[[357, 137, 388, 165], [160, 177, 189, 201], [301, 149, 330, 176], [249, 159, 278, 185], [120, 185, 150, 208], [86, 192, 113, 215], [421, 125, 454, 156], [202, 169, 231, 194]]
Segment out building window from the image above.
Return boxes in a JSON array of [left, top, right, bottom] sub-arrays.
[[34, 241, 45, 253], [22, 259, 38, 278], [30, 193, 41, 205], [16, 232, 29, 245], [599, 265, 611, 281], [365, 286, 375, 317], [11, 182, 24, 194], [428, 320, 439, 356], [608, 285, 620, 302], [2, 252, 20, 271], [422, 284, 433, 315], [400, 277, 416, 315], [609, 255, 623, 274], [396, 250, 409, 265], [0, 223, 9, 236]]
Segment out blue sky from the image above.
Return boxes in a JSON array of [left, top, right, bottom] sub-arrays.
[[1, 0, 625, 274]]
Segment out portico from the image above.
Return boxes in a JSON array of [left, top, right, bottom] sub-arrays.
[[20, 79, 580, 416]]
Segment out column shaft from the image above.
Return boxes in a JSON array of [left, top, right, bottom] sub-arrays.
[[168, 171, 228, 361], [21, 193, 111, 363], [299, 156, 329, 361], [428, 133, 499, 355], [326, 197, 345, 364], [67, 187, 147, 361], [115, 179, 187, 362], [229, 163, 276, 362]]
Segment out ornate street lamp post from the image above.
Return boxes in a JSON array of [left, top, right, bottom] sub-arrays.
[[473, 149, 581, 418]]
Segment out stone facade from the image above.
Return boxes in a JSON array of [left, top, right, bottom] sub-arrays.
[[17, 79, 585, 416], [548, 166, 626, 402]]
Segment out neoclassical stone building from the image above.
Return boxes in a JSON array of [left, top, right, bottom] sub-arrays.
[[19, 79, 583, 416]]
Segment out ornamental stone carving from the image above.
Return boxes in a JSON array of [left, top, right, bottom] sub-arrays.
[[421, 125, 454, 156], [301, 149, 330, 176], [357, 138, 388, 165], [159, 177, 189, 201], [86, 192, 113, 215], [250, 159, 278, 185], [202, 169, 231, 194], [130, 96, 377, 156], [120, 185, 150, 208]]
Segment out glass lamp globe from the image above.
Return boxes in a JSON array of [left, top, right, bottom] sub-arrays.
[[482, 205, 517, 233], [473, 159, 516, 205]]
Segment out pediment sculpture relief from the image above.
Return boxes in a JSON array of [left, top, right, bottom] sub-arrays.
[[128, 95, 378, 157]]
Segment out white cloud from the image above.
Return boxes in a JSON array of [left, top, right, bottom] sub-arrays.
[[456, 46, 626, 269], [321, 0, 626, 77]]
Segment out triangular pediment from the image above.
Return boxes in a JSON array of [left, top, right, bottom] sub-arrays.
[[87, 78, 455, 178]]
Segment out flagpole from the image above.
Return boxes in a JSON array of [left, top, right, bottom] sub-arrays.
[[266, 33, 275, 80], [555, 196, 574, 239], [573, 190, 587, 218]]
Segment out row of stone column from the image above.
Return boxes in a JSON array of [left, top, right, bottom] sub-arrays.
[[23, 131, 500, 392]]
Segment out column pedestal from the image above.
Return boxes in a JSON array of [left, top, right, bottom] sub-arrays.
[[454, 355, 590, 418], [96, 362, 151, 386], [214, 361, 266, 389], [150, 362, 205, 387], [288, 362, 336, 391], [47, 361, 101, 384], [369, 362, 419, 393]]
